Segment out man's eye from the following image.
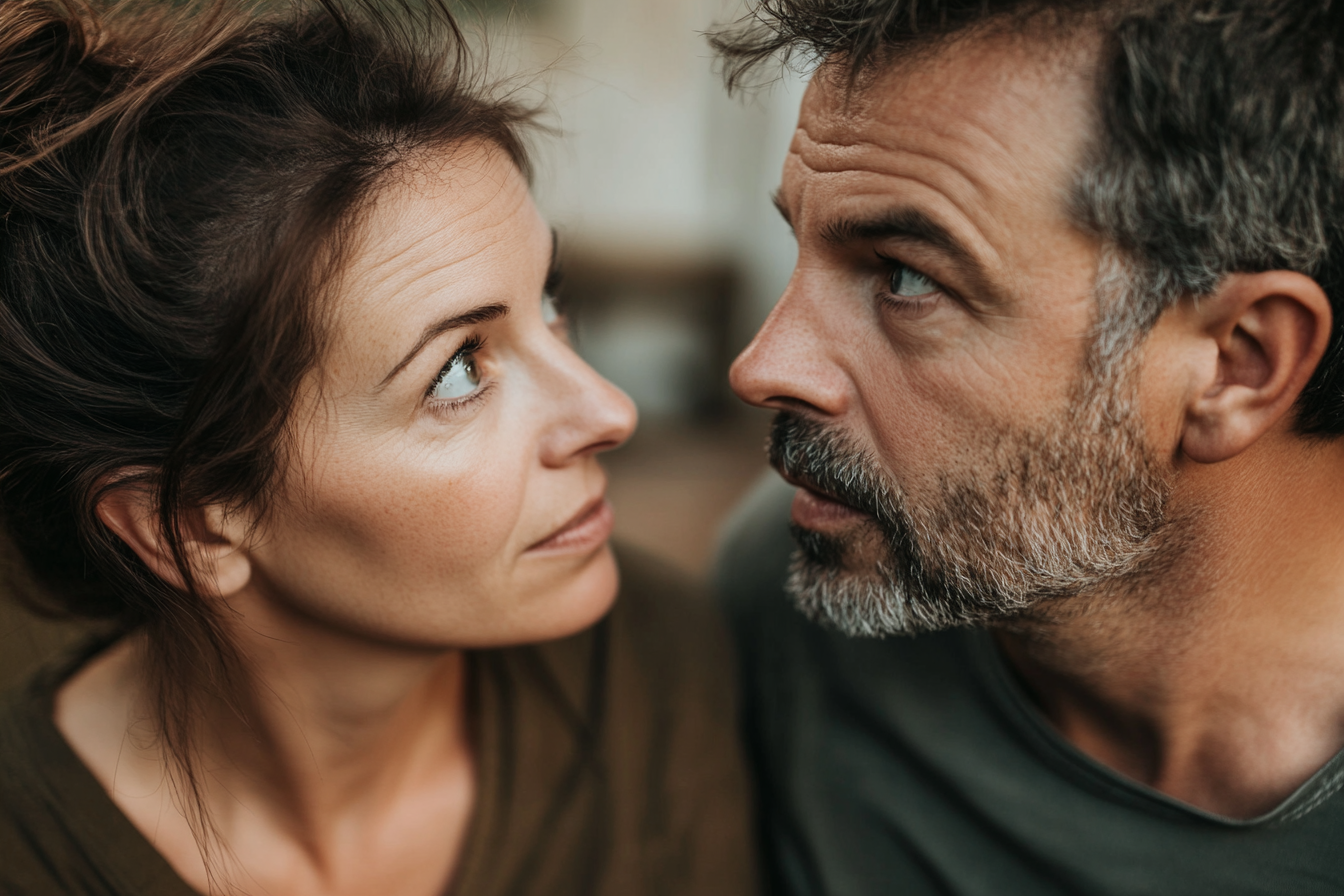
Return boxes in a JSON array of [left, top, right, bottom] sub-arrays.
[[890, 264, 939, 298], [430, 352, 481, 400]]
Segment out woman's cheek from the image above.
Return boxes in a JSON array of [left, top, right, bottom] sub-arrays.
[[395, 436, 534, 573]]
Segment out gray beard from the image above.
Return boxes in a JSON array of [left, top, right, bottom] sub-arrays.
[[770, 349, 1176, 637]]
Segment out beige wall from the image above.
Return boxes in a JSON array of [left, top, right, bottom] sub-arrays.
[[507, 0, 804, 343]]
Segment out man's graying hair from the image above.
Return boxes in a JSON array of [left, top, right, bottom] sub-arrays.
[[711, 0, 1344, 436]]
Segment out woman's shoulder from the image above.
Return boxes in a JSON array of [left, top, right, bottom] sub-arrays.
[[610, 540, 720, 627], [0, 639, 194, 896], [604, 541, 736, 686], [484, 542, 756, 895], [519, 541, 735, 718], [0, 673, 61, 893]]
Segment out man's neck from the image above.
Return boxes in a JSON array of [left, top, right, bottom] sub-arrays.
[[996, 434, 1344, 819]]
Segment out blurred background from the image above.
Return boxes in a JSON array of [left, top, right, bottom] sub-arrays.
[[0, 0, 806, 684], [500, 0, 803, 572]]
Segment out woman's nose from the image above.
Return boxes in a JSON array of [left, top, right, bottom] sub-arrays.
[[538, 347, 638, 468]]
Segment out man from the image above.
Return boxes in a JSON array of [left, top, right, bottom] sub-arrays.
[[710, 1, 1344, 893]]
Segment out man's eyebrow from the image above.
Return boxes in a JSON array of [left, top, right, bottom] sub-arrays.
[[820, 207, 986, 280], [379, 302, 509, 388]]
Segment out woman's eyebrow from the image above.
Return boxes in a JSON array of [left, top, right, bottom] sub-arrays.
[[379, 302, 509, 388]]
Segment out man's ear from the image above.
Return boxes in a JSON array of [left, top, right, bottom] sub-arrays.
[[1181, 271, 1333, 463], [96, 480, 252, 597]]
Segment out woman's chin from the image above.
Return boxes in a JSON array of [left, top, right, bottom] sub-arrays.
[[515, 540, 621, 643]]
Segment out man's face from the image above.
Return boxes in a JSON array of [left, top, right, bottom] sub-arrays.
[[731, 33, 1177, 635]]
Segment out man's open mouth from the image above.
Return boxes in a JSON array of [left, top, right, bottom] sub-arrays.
[[777, 469, 873, 529]]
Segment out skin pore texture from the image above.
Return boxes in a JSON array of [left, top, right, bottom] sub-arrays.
[[730, 29, 1344, 820], [54, 144, 637, 895]]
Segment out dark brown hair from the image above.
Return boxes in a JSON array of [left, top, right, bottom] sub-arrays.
[[710, 0, 1344, 437], [0, 0, 536, 854]]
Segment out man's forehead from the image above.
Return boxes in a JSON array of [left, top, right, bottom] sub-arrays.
[[788, 29, 1099, 202], [775, 28, 1106, 313]]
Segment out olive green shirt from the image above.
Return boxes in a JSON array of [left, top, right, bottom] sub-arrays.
[[716, 474, 1344, 895], [0, 545, 757, 896]]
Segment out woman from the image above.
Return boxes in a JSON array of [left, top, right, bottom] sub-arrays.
[[0, 1, 755, 893]]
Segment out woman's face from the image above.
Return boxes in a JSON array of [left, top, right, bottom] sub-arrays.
[[236, 145, 637, 649]]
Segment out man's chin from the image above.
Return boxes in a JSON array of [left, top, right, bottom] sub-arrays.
[[786, 523, 1011, 638], [785, 547, 928, 638], [788, 521, 887, 573]]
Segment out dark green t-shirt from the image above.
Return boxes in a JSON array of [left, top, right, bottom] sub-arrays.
[[716, 474, 1344, 896]]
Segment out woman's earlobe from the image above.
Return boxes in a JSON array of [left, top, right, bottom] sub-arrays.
[[95, 481, 252, 597], [200, 504, 253, 596], [1180, 271, 1332, 463]]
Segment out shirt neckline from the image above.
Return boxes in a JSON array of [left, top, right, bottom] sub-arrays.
[[19, 635, 495, 896], [13, 635, 202, 895], [965, 626, 1344, 827]]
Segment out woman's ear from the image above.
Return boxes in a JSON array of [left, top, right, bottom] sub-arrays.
[[1181, 271, 1333, 463], [96, 481, 252, 597]]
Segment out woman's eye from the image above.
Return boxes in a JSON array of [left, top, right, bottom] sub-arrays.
[[890, 264, 939, 298], [541, 292, 561, 326], [430, 352, 481, 401]]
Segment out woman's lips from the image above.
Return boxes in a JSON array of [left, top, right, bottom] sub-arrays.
[[527, 498, 614, 553], [790, 483, 869, 531]]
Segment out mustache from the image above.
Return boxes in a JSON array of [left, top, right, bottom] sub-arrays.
[[767, 411, 896, 525]]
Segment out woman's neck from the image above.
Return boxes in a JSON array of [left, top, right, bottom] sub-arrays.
[[214, 589, 472, 817], [55, 589, 477, 896]]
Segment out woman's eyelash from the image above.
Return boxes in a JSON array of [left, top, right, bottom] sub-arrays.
[[426, 334, 485, 399], [544, 264, 564, 297], [429, 381, 493, 415], [544, 265, 567, 315]]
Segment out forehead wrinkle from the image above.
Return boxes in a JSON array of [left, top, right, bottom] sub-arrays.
[[798, 38, 1093, 230], [797, 112, 1029, 216], [318, 158, 536, 398], [798, 111, 1018, 200], [352, 180, 528, 319], [363, 168, 522, 271]]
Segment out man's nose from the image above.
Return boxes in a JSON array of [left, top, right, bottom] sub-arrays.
[[729, 280, 851, 417]]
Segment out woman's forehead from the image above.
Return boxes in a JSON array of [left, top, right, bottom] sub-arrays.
[[325, 148, 546, 360], [350, 147, 537, 299], [344, 149, 542, 306]]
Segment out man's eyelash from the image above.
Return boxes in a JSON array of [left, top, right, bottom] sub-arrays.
[[872, 251, 952, 303], [874, 251, 930, 282]]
